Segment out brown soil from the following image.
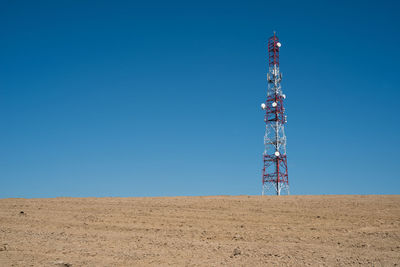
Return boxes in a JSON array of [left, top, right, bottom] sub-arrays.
[[0, 195, 399, 266]]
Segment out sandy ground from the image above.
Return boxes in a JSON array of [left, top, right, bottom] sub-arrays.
[[0, 195, 399, 266]]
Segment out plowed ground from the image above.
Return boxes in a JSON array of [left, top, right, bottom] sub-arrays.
[[0, 195, 399, 266]]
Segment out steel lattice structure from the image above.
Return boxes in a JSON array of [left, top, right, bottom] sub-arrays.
[[261, 32, 289, 195]]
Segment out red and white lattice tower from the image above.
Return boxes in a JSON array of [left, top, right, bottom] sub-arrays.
[[261, 32, 289, 195]]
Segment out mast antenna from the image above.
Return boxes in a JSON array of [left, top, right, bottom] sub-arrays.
[[261, 32, 289, 195]]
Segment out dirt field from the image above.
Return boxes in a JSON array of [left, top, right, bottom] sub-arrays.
[[0, 195, 399, 266]]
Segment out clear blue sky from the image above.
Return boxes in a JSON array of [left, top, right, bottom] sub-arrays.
[[1, 0, 399, 198]]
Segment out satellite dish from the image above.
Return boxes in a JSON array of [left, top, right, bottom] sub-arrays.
[[282, 94, 286, 99], [276, 42, 281, 48], [261, 103, 266, 109], [272, 102, 277, 107], [274, 151, 280, 157]]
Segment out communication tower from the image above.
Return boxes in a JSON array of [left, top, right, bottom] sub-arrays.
[[261, 32, 289, 195]]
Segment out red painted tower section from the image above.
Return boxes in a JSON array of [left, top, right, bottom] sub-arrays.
[[261, 32, 289, 195]]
